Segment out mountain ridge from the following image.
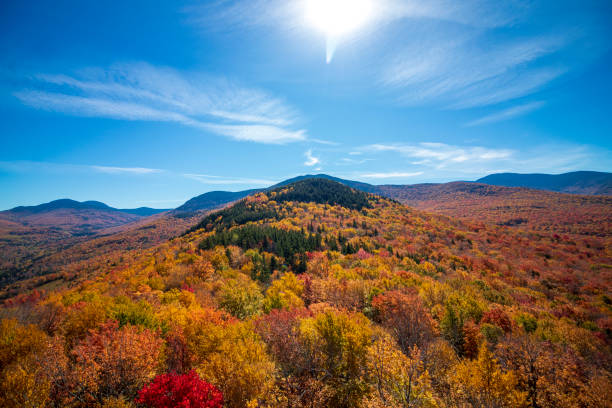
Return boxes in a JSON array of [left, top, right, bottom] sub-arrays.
[[476, 170, 612, 195], [173, 170, 611, 214], [6, 171, 608, 216], [5, 198, 168, 216]]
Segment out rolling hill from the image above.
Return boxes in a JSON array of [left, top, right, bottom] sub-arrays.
[[0, 199, 169, 287], [176, 174, 612, 237], [3, 198, 167, 222], [377, 181, 612, 236], [172, 172, 612, 217], [173, 174, 379, 214], [3, 174, 611, 293], [477, 171, 612, 195]]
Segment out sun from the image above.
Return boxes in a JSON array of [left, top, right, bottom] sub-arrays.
[[304, 0, 373, 62], [305, 0, 372, 37]]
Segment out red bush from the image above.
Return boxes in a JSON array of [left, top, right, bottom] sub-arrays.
[[136, 370, 223, 408], [481, 307, 513, 333]]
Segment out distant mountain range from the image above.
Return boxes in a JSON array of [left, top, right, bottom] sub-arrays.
[[476, 171, 612, 195], [2, 171, 610, 291], [174, 171, 611, 214], [3, 171, 610, 221], [7, 199, 168, 217], [0, 199, 168, 238]]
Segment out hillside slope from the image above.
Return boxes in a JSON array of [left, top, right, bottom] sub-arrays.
[[1, 198, 167, 231], [0, 199, 169, 287], [172, 174, 612, 238], [2, 178, 610, 407], [4, 177, 610, 292], [378, 182, 612, 236]]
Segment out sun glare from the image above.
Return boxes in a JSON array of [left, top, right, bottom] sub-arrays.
[[305, 0, 373, 62], [305, 0, 372, 37]]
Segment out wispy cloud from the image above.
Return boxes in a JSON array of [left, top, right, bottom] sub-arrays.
[[339, 157, 373, 165], [0, 160, 162, 175], [189, 1, 591, 110], [91, 166, 162, 175], [365, 143, 514, 166], [15, 63, 307, 144], [382, 33, 567, 108], [0, 160, 279, 187], [310, 138, 340, 146], [465, 101, 545, 127], [182, 174, 276, 186], [378, 0, 527, 28], [304, 149, 320, 166], [360, 171, 423, 179], [356, 141, 611, 179], [187, 0, 528, 64]]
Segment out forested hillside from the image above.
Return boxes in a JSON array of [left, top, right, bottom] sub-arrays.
[[0, 200, 170, 286], [380, 182, 612, 237], [1, 179, 610, 408]]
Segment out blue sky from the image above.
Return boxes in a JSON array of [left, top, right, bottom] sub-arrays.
[[1, 0, 611, 209]]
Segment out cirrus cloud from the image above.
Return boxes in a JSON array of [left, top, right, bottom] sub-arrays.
[[465, 101, 545, 127], [15, 63, 307, 144], [360, 171, 423, 179]]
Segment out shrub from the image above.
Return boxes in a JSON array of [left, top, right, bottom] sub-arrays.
[[137, 370, 223, 408]]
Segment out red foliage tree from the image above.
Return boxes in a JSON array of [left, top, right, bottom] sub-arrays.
[[462, 320, 483, 359], [137, 370, 223, 408], [481, 307, 513, 333], [372, 290, 436, 352]]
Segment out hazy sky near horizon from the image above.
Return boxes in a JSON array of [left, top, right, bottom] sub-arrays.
[[1, 0, 611, 209]]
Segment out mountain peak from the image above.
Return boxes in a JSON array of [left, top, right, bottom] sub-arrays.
[[270, 177, 373, 210], [5, 199, 168, 217], [9, 199, 111, 213]]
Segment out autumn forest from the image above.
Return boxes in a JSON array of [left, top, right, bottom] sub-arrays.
[[1, 177, 611, 408]]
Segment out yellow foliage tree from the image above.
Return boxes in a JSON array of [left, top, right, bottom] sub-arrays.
[[299, 308, 373, 408], [186, 318, 276, 408], [367, 333, 438, 408], [263, 272, 304, 312], [0, 319, 51, 408], [451, 343, 527, 408]]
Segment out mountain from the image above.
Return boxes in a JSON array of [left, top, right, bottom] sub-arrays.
[[1, 198, 168, 232], [269, 173, 380, 194], [476, 171, 612, 195], [3, 174, 610, 293], [174, 171, 612, 216], [0, 199, 169, 285], [6, 198, 168, 217], [173, 174, 379, 214], [173, 174, 612, 237], [3, 178, 609, 407], [175, 189, 260, 213], [378, 181, 612, 236], [8, 199, 113, 213], [1, 199, 141, 231]]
